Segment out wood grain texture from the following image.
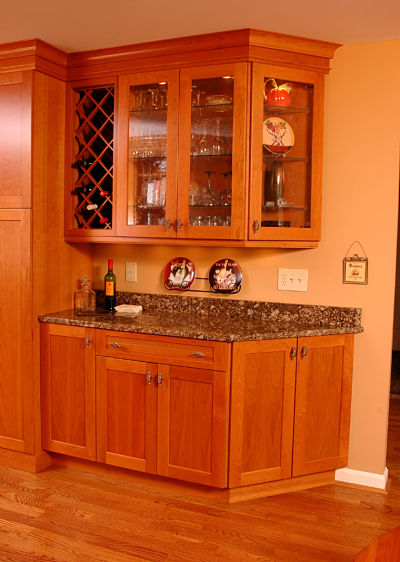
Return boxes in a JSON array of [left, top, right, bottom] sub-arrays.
[[96, 356, 157, 474], [229, 339, 297, 487], [0, 209, 33, 453], [292, 334, 354, 476], [0, 397, 399, 561], [40, 324, 96, 460], [96, 329, 229, 371], [0, 71, 31, 208], [157, 364, 229, 488]]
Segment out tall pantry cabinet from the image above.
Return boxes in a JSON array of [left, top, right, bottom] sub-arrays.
[[0, 42, 92, 471]]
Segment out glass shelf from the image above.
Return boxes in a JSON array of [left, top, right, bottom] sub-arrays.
[[262, 204, 309, 211], [190, 153, 232, 158], [264, 103, 311, 115], [190, 204, 231, 208], [129, 155, 167, 160], [130, 107, 168, 114], [263, 154, 309, 162]]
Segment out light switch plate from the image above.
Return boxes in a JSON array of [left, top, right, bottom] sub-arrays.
[[278, 268, 308, 292], [126, 262, 137, 282]]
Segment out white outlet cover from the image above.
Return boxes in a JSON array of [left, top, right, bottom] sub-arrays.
[[278, 268, 308, 292], [126, 262, 137, 282]]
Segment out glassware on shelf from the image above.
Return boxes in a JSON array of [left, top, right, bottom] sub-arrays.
[[202, 170, 216, 205], [74, 278, 96, 314], [212, 118, 226, 155], [264, 160, 285, 206], [221, 171, 232, 205], [198, 120, 213, 156]]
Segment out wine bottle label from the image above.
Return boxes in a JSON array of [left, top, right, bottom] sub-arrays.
[[87, 204, 98, 210], [105, 281, 115, 296]]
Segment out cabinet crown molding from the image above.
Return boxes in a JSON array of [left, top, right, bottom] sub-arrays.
[[0, 38, 67, 80]]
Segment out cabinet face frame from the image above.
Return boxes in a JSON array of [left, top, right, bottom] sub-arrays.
[[0, 72, 32, 209], [177, 63, 249, 240], [64, 76, 118, 238], [40, 323, 96, 460], [116, 69, 179, 238], [248, 63, 324, 241]]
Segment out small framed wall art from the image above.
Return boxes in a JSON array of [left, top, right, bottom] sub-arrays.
[[343, 241, 368, 285]]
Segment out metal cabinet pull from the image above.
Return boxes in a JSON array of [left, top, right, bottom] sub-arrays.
[[110, 342, 121, 348], [157, 374, 164, 386], [301, 346, 308, 358], [146, 372, 153, 385], [167, 218, 173, 230], [290, 347, 297, 360], [84, 335, 93, 348], [253, 219, 259, 233], [177, 218, 182, 230], [192, 352, 206, 358]]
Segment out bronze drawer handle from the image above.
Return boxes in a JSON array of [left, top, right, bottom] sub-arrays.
[[192, 352, 206, 358], [109, 342, 121, 348]]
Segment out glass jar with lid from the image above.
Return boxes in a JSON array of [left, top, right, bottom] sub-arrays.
[[74, 278, 96, 314]]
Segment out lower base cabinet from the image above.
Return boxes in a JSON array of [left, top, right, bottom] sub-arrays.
[[40, 324, 354, 492]]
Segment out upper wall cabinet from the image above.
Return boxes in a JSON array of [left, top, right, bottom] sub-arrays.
[[63, 29, 339, 247]]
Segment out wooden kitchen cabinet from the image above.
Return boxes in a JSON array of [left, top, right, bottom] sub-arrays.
[[40, 323, 96, 460], [40, 323, 354, 494], [229, 334, 354, 487], [96, 330, 230, 487], [63, 29, 338, 247], [115, 63, 248, 241]]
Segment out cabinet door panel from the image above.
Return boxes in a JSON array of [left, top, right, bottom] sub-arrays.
[[157, 364, 229, 487], [0, 210, 32, 452], [229, 339, 297, 487], [116, 70, 179, 238], [0, 72, 31, 208], [292, 334, 354, 476], [96, 357, 157, 473], [178, 63, 248, 240], [41, 324, 96, 460]]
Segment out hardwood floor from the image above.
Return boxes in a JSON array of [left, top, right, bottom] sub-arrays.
[[1, 401, 400, 561]]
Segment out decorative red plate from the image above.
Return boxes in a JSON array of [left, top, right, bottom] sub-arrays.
[[209, 258, 242, 294], [164, 257, 195, 291], [263, 117, 294, 155]]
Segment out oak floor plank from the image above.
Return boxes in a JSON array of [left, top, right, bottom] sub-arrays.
[[0, 398, 399, 560]]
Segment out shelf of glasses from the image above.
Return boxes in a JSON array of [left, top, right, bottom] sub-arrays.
[[264, 103, 311, 115], [190, 203, 231, 208], [262, 203, 309, 211], [190, 153, 232, 158], [129, 155, 167, 160], [192, 102, 233, 110], [130, 107, 168, 114]]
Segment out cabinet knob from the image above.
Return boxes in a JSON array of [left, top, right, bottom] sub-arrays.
[[177, 218, 183, 230], [167, 218, 173, 230], [84, 335, 93, 348], [157, 374, 164, 386], [290, 346, 297, 360], [253, 219, 259, 233], [146, 372, 153, 385], [192, 351, 206, 358], [301, 345, 308, 358], [109, 342, 121, 348]]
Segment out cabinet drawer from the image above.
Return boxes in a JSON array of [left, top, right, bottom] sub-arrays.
[[95, 330, 229, 371]]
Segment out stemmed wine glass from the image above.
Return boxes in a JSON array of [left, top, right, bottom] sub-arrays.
[[221, 171, 232, 205], [203, 171, 216, 205]]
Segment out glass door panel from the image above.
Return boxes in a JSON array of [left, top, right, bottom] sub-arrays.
[[128, 82, 168, 227], [178, 64, 247, 240], [189, 77, 233, 229], [117, 70, 178, 238], [249, 64, 323, 241]]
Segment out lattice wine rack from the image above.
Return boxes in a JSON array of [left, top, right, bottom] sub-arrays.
[[71, 86, 114, 229]]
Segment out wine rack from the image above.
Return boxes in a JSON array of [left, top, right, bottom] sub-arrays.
[[72, 86, 114, 229]]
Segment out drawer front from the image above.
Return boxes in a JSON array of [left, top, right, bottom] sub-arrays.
[[95, 330, 229, 371]]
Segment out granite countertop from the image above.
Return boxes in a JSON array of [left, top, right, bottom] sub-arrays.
[[39, 292, 363, 343]]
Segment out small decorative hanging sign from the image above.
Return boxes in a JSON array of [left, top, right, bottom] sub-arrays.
[[343, 241, 368, 285]]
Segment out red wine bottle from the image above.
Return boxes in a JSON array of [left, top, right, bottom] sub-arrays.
[[104, 259, 116, 310]]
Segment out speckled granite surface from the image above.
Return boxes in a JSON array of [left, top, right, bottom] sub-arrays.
[[38, 292, 363, 343]]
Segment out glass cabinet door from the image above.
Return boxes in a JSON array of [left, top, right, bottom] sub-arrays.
[[249, 64, 324, 241], [177, 64, 248, 240], [116, 70, 179, 237]]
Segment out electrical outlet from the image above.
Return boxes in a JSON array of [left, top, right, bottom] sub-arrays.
[[278, 268, 308, 292], [125, 262, 137, 282]]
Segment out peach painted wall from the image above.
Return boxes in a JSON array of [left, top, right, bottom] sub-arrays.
[[93, 39, 400, 476]]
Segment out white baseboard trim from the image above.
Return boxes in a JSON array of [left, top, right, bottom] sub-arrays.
[[335, 467, 389, 490]]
